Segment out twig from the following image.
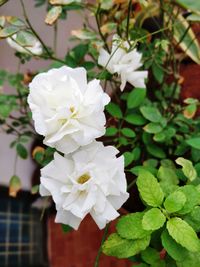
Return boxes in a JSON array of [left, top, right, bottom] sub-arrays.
[[95, 4, 110, 52], [94, 223, 110, 267], [19, 0, 52, 57], [126, 0, 132, 41]]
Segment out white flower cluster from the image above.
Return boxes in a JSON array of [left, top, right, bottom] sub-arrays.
[[98, 35, 148, 91], [28, 66, 129, 230]]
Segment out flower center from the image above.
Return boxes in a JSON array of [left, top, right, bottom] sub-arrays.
[[70, 106, 75, 113], [77, 173, 91, 184]]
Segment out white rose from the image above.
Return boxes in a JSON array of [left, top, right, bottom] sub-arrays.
[[98, 35, 148, 91], [40, 141, 129, 230], [7, 33, 43, 56], [28, 66, 110, 154]]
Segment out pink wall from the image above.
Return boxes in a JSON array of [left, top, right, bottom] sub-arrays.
[[0, 1, 83, 189]]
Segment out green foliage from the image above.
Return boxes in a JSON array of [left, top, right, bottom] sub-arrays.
[[177, 185, 200, 215], [116, 213, 151, 240], [125, 113, 146, 125], [142, 208, 166, 230], [123, 151, 134, 167], [140, 106, 162, 123], [161, 229, 188, 261], [184, 206, 200, 232], [1, 1, 200, 266], [104, 159, 200, 263], [121, 128, 136, 138], [127, 88, 146, 109], [186, 137, 200, 150], [164, 191, 186, 213], [137, 169, 164, 207], [106, 102, 123, 119], [102, 233, 150, 259], [16, 143, 28, 159], [167, 217, 200, 252], [176, 157, 197, 181], [105, 127, 118, 136], [61, 224, 73, 233], [141, 247, 160, 265]]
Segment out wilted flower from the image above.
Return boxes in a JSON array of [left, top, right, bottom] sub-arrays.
[[98, 35, 148, 91], [40, 141, 129, 230], [50, 0, 81, 5], [28, 66, 110, 154], [7, 33, 43, 56]]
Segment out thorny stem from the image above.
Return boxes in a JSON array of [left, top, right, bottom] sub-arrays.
[[94, 223, 110, 267]]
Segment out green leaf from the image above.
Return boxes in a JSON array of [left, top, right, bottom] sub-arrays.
[[137, 169, 164, 207], [0, 104, 13, 118], [147, 144, 166, 159], [167, 217, 200, 252], [141, 247, 160, 265], [123, 152, 134, 167], [144, 123, 163, 134], [132, 147, 141, 161], [105, 127, 118, 136], [71, 28, 97, 40], [106, 102, 123, 119], [71, 43, 88, 61], [16, 143, 28, 159], [127, 88, 146, 109], [152, 64, 164, 84], [177, 185, 200, 214], [121, 128, 136, 138], [183, 104, 197, 119], [161, 229, 188, 261], [186, 137, 200, 150], [102, 233, 150, 259], [175, 0, 200, 13], [157, 166, 179, 185], [176, 157, 197, 181], [187, 14, 200, 22], [0, 0, 8, 6], [142, 208, 166, 231], [184, 206, 200, 232], [116, 213, 151, 240], [9, 175, 21, 197], [140, 106, 162, 122], [6, 16, 25, 27], [31, 185, 39, 194], [143, 159, 158, 168], [125, 114, 146, 125], [0, 25, 19, 38], [61, 224, 73, 233], [176, 252, 200, 267], [164, 191, 186, 213], [172, 13, 200, 64]]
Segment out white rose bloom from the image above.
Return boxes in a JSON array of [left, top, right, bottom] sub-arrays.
[[7, 34, 43, 56], [40, 141, 129, 230], [28, 66, 110, 154], [98, 35, 148, 91]]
